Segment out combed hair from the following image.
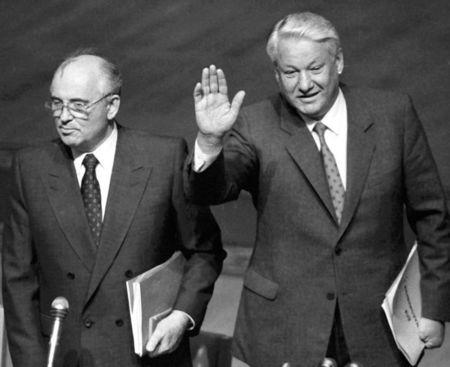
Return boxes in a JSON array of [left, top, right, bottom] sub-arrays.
[[58, 48, 123, 95], [266, 12, 341, 65]]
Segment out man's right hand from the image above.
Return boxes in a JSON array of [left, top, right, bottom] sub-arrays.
[[193, 65, 245, 152]]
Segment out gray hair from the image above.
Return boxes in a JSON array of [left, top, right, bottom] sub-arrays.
[[57, 48, 122, 95], [266, 12, 341, 65]]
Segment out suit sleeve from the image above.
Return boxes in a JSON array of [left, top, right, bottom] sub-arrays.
[[184, 112, 259, 205], [171, 139, 226, 333], [2, 151, 47, 366], [402, 96, 450, 321]]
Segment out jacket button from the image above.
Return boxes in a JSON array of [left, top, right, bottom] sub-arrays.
[[84, 319, 94, 328], [335, 247, 342, 256], [326, 292, 335, 301], [125, 270, 134, 278], [66, 272, 75, 280], [115, 319, 124, 327]]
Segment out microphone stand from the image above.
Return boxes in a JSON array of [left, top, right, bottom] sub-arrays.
[[46, 297, 69, 367]]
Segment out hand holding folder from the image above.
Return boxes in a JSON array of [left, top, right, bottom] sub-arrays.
[[126, 252, 186, 356], [382, 243, 450, 366], [382, 243, 423, 364]]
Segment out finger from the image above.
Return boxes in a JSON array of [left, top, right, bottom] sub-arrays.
[[153, 334, 176, 356], [193, 82, 203, 104], [148, 344, 163, 357], [425, 341, 436, 349], [209, 64, 218, 93], [230, 90, 246, 115], [156, 337, 169, 355], [201, 67, 210, 95], [418, 330, 427, 343], [146, 331, 162, 354], [425, 337, 443, 349], [217, 68, 228, 95]]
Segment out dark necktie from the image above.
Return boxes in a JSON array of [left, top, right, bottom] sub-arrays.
[[81, 154, 102, 245], [313, 122, 345, 223]]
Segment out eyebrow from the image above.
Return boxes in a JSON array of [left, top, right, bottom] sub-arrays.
[[51, 96, 90, 103]]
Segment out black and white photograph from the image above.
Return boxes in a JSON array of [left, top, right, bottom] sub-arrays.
[[0, 1, 449, 366]]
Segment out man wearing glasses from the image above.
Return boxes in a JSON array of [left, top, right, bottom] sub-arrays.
[[2, 51, 225, 367]]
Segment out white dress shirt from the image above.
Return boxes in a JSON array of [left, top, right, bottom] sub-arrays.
[[72, 123, 118, 219], [194, 89, 348, 189]]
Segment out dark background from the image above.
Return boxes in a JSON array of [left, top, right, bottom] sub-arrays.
[[1, 0, 449, 248]]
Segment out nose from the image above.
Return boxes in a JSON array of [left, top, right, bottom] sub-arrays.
[[297, 71, 313, 93], [59, 105, 73, 124]]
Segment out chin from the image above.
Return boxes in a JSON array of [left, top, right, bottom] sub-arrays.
[[296, 105, 322, 119], [60, 137, 80, 149]]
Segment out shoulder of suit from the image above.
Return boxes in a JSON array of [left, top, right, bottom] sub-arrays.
[[118, 126, 186, 152], [342, 85, 412, 108], [237, 94, 282, 129], [241, 94, 280, 115], [13, 139, 61, 162]]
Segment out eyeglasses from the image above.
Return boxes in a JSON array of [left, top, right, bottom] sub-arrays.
[[44, 93, 113, 119]]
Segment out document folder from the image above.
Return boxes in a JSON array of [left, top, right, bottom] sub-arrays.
[[126, 251, 186, 356], [382, 243, 423, 365]]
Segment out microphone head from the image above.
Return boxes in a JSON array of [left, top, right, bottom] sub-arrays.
[[319, 358, 337, 367], [51, 297, 69, 318]]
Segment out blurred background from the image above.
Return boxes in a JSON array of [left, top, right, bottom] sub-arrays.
[[0, 0, 449, 361]]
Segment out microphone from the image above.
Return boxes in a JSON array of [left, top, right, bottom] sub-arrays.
[[46, 297, 69, 367], [318, 358, 338, 367]]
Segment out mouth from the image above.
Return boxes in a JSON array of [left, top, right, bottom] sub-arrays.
[[59, 127, 78, 135], [297, 91, 319, 100]]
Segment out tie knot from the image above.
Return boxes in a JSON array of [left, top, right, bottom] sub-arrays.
[[82, 154, 99, 171], [313, 121, 327, 138]]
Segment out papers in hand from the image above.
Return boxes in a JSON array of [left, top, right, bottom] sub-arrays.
[[126, 251, 186, 356], [382, 243, 424, 365]]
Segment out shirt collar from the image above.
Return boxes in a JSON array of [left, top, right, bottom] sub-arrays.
[[303, 89, 346, 135], [72, 122, 118, 172]]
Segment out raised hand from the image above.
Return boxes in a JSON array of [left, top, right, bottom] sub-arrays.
[[193, 65, 245, 148]]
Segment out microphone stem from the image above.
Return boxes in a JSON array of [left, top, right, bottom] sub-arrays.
[[47, 317, 62, 367]]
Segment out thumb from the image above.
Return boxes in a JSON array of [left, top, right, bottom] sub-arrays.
[[193, 82, 203, 105], [230, 90, 246, 116]]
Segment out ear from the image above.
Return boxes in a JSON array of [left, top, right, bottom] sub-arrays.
[[274, 67, 281, 86], [106, 95, 121, 120], [335, 49, 344, 75]]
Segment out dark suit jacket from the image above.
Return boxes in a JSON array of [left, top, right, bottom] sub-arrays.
[[2, 125, 225, 367], [185, 86, 450, 367]]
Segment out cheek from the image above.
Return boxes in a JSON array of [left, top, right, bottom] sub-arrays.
[[320, 70, 339, 90], [311, 73, 328, 87], [280, 78, 297, 93]]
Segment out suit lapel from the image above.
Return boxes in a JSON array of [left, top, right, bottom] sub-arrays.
[[85, 129, 153, 305], [280, 97, 338, 222], [338, 87, 376, 238], [43, 142, 96, 271]]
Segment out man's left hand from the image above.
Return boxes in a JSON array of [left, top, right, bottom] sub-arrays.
[[146, 310, 190, 357], [419, 317, 445, 348]]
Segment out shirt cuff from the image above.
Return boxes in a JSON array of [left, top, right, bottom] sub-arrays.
[[193, 139, 222, 172]]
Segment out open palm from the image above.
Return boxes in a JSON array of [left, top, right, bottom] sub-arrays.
[[194, 65, 245, 140]]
